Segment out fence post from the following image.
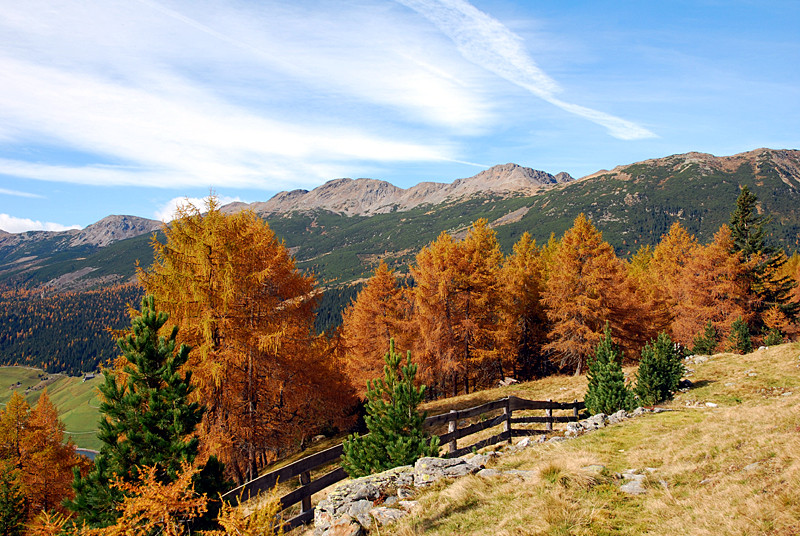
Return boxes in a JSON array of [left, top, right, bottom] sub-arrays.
[[447, 410, 458, 456], [546, 399, 553, 432], [503, 397, 512, 444], [299, 471, 312, 513], [573, 399, 579, 420]]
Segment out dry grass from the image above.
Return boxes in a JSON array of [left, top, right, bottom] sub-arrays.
[[383, 342, 800, 536]]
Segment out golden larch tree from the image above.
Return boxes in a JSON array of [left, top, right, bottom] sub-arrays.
[[497, 232, 549, 379], [670, 225, 756, 346], [140, 198, 355, 483], [340, 261, 411, 396], [541, 214, 632, 374], [411, 220, 503, 396]]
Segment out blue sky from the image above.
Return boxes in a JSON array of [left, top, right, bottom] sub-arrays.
[[1, 0, 798, 232]]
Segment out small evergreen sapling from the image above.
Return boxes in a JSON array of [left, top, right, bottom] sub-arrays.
[[728, 316, 752, 354], [67, 295, 225, 528], [634, 332, 685, 406], [692, 321, 719, 355], [341, 340, 440, 478], [584, 324, 634, 415]]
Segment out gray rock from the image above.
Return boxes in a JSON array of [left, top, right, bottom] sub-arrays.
[[398, 500, 419, 512], [383, 495, 399, 507], [630, 407, 650, 417], [465, 453, 490, 468], [743, 462, 761, 472], [368, 507, 408, 527], [515, 437, 532, 448], [414, 457, 479, 486], [584, 413, 607, 429], [582, 464, 606, 474], [620, 480, 646, 494], [347, 499, 373, 519], [397, 487, 414, 500], [548, 436, 567, 443], [321, 515, 364, 536], [477, 468, 503, 478], [607, 410, 629, 424], [503, 469, 536, 480]]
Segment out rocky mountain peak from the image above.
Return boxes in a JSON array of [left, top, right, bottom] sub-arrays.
[[69, 215, 162, 248], [231, 164, 571, 217]]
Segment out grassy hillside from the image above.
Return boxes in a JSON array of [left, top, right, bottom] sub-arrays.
[[376, 343, 800, 536], [0, 366, 103, 451]]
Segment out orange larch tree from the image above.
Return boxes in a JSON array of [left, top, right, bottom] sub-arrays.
[[497, 232, 549, 379], [0, 390, 79, 523], [410, 219, 503, 396], [340, 261, 411, 396], [140, 198, 355, 483], [670, 225, 756, 346], [541, 214, 632, 374]]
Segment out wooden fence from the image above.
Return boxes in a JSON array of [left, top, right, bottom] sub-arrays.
[[221, 396, 584, 529]]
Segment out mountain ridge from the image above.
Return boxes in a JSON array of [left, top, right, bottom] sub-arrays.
[[223, 163, 573, 217]]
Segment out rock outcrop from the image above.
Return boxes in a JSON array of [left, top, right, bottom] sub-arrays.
[[69, 215, 162, 247], [314, 406, 665, 534], [229, 164, 573, 217]]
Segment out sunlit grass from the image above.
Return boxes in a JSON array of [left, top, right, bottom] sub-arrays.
[[382, 342, 800, 536]]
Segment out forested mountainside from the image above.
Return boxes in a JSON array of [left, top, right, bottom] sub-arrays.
[[0, 148, 798, 374]]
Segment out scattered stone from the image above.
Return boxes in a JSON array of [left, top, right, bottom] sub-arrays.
[[748, 372, 758, 377], [607, 410, 629, 424], [536, 434, 547, 443], [477, 468, 503, 478], [515, 437, 532, 449], [743, 462, 761, 472], [547, 436, 567, 443], [630, 407, 651, 417], [347, 500, 372, 520], [724, 382, 735, 387], [383, 495, 399, 507], [619, 471, 647, 495], [705, 402, 718, 408], [414, 457, 479, 486], [782, 392, 793, 397], [397, 487, 414, 500], [582, 464, 606, 474], [320, 515, 363, 536], [503, 469, 536, 480], [498, 377, 519, 387], [398, 500, 419, 512], [758, 346, 768, 351], [367, 507, 407, 527]]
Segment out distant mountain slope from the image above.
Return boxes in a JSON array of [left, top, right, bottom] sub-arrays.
[[226, 163, 572, 216], [1, 148, 799, 373]]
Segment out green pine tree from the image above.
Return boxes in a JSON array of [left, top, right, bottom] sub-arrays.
[[584, 324, 634, 415], [762, 327, 783, 346], [729, 186, 798, 321], [728, 317, 753, 354], [0, 464, 25, 536], [634, 332, 685, 406], [692, 321, 719, 355], [66, 295, 225, 528], [341, 340, 440, 478]]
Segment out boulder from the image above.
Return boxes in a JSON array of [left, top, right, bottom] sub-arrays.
[[414, 457, 480, 486]]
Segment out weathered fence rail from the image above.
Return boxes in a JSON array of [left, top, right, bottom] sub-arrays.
[[221, 395, 584, 529]]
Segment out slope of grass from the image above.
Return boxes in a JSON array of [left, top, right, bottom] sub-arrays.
[[381, 343, 800, 536], [0, 366, 103, 450]]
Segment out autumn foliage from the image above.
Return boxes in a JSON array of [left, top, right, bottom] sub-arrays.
[[140, 198, 356, 484], [0, 390, 81, 528]]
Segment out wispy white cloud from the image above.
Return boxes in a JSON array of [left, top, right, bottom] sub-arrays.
[[0, 1, 494, 190], [0, 213, 80, 233], [0, 187, 42, 198], [394, 0, 656, 140], [154, 195, 243, 223]]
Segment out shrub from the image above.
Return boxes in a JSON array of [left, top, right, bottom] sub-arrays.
[[692, 321, 719, 355], [634, 332, 685, 406], [341, 340, 440, 478], [728, 317, 752, 354], [584, 324, 634, 415]]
